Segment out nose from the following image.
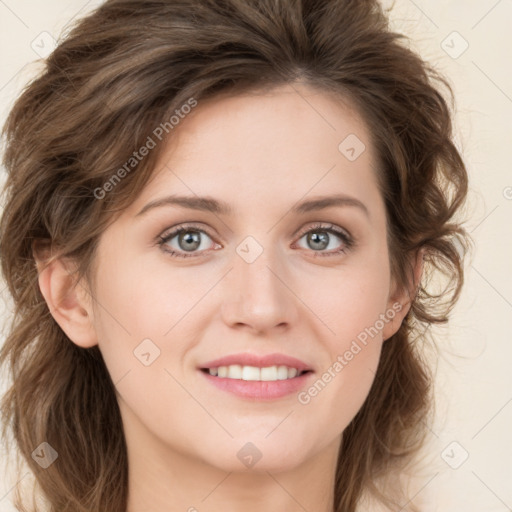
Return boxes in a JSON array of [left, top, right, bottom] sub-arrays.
[[220, 245, 299, 335]]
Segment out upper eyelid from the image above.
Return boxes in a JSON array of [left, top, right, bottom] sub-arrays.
[[159, 223, 215, 241], [295, 222, 351, 239]]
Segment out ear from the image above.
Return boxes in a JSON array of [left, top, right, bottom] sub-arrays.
[[382, 248, 424, 341], [33, 242, 98, 348]]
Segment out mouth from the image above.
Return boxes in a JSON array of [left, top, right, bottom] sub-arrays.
[[198, 353, 315, 400], [199, 367, 314, 400], [200, 365, 313, 381]]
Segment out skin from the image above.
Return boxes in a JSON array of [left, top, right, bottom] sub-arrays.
[[37, 83, 422, 512]]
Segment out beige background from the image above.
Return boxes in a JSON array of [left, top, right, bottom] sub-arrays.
[[0, 1, 511, 510]]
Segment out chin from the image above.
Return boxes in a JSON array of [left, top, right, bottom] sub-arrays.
[[197, 436, 312, 474]]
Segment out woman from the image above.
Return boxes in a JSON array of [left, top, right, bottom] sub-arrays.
[[0, 0, 471, 510]]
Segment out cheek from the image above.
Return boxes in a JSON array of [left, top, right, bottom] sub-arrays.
[[90, 261, 196, 435], [89, 256, 165, 378], [297, 316, 384, 447], [94, 253, 197, 338], [310, 258, 391, 346], [299, 258, 389, 426], [90, 253, 212, 402]]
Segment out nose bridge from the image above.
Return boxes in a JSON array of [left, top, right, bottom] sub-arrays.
[[221, 235, 296, 332]]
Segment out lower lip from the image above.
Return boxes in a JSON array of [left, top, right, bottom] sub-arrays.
[[199, 370, 314, 400]]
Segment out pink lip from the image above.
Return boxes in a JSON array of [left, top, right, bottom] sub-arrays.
[[200, 370, 314, 400], [199, 352, 312, 372], [198, 352, 314, 401]]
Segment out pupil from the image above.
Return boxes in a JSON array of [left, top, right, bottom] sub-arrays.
[[309, 231, 328, 250], [180, 231, 201, 251]]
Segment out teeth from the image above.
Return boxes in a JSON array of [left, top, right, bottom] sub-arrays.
[[228, 364, 242, 379], [207, 365, 303, 381], [242, 365, 260, 381], [287, 367, 298, 378], [260, 366, 277, 380]]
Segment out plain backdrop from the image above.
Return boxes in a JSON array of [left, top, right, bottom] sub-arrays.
[[0, 1, 511, 511]]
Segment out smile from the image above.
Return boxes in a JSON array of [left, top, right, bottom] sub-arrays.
[[202, 365, 309, 381]]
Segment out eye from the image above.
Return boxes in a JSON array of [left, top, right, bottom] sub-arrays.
[[293, 223, 354, 257], [157, 222, 354, 259], [157, 224, 219, 259]]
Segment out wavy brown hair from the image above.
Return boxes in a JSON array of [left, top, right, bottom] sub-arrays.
[[0, 0, 471, 511]]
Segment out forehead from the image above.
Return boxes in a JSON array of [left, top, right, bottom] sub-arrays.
[[163, 83, 372, 162], [128, 83, 382, 220]]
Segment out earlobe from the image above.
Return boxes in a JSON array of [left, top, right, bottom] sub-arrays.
[[34, 245, 98, 348], [382, 248, 425, 341]]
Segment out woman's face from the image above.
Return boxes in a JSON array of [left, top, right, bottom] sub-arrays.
[[84, 84, 409, 473]]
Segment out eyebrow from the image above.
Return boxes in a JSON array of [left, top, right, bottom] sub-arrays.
[[136, 193, 369, 218]]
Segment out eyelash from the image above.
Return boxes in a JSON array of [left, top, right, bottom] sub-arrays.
[[157, 222, 355, 259]]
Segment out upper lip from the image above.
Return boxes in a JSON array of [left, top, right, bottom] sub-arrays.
[[200, 353, 313, 372]]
